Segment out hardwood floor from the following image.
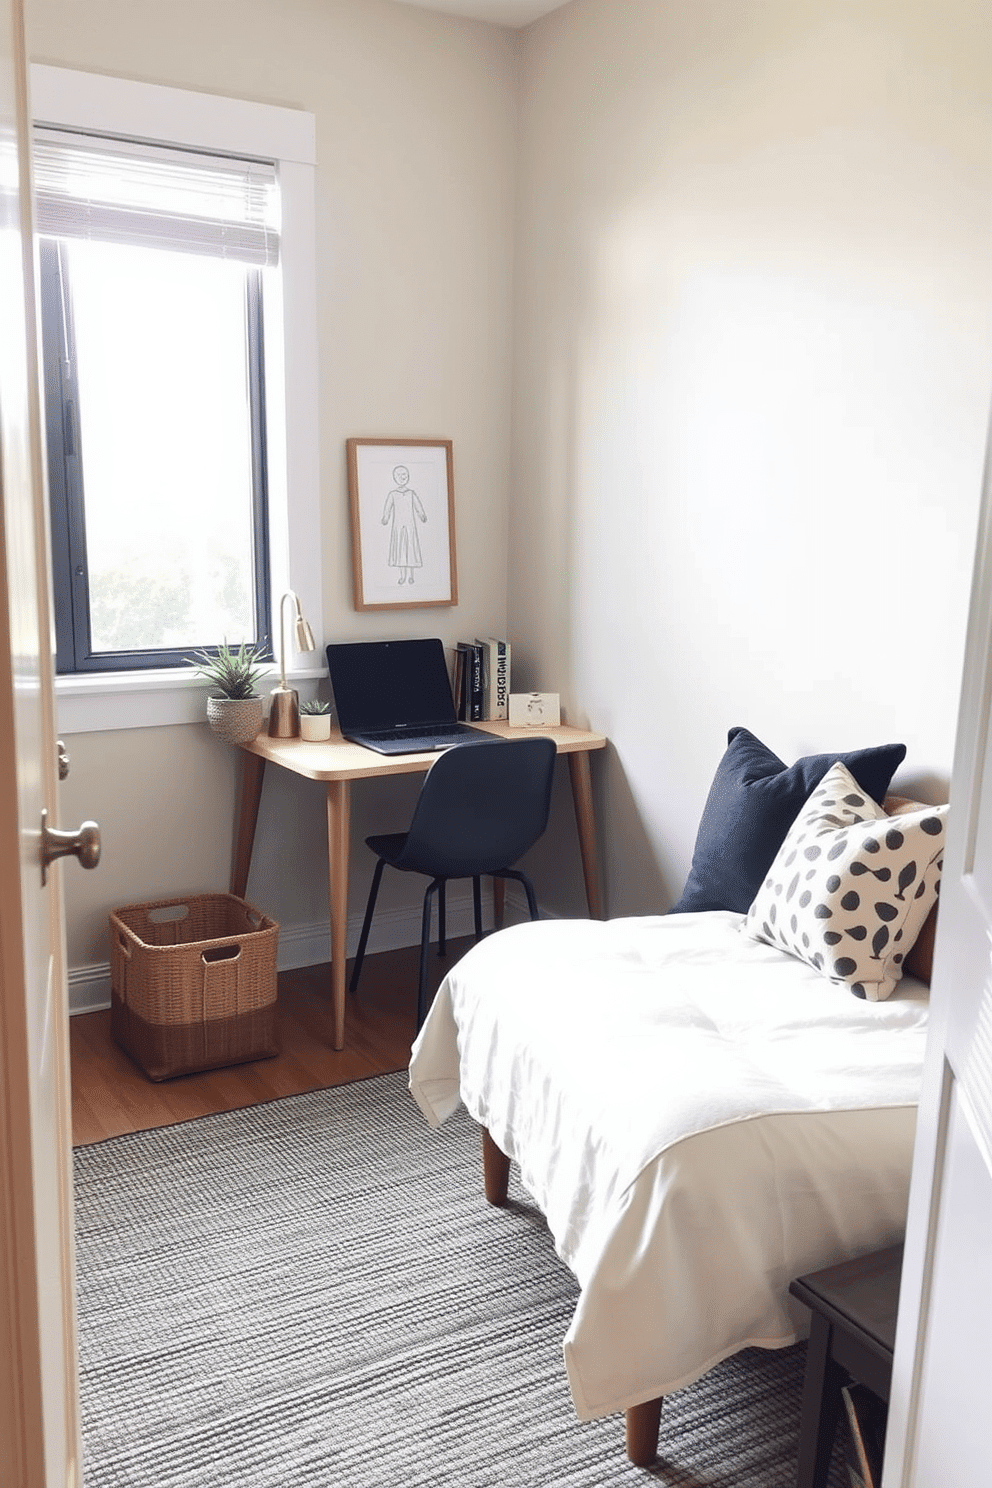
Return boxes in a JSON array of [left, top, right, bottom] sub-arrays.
[[69, 938, 475, 1146]]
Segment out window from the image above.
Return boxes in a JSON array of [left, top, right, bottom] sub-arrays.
[[30, 65, 321, 731], [37, 131, 277, 672]]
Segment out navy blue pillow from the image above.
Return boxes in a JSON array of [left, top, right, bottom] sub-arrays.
[[670, 727, 907, 916]]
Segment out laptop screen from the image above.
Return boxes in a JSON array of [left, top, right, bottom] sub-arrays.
[[326, 638, 458, 733]]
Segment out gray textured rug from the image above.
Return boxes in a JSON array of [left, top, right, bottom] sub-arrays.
[[73, 1071, 847, 1486]]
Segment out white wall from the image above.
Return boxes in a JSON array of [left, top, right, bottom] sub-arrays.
[[511, 0, 992, 918], [27, 0, 518, 982]]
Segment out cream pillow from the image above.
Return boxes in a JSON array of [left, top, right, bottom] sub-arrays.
[[743, 761, 946, 1000]]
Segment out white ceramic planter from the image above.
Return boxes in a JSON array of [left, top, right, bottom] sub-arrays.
[[206, 694, 264, 745], [299, 712, 332, 742]]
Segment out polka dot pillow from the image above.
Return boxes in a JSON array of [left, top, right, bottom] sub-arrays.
[[742, 761, 947, 1000]]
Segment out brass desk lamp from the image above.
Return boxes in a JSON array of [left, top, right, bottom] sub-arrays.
[[268, 590, 316, 737]]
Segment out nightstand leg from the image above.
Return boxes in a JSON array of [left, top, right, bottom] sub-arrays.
[[797, 1312, 845, 1488]]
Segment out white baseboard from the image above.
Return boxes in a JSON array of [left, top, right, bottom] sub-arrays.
[[69, 883, 534, 1016]]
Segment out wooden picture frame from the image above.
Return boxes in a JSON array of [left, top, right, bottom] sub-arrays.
[[346, 438, 458, 611]]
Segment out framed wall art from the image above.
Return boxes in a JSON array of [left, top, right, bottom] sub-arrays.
[[346, 438, 458, 611]]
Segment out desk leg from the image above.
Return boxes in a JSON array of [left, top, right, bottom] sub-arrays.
[[326, 779, 351, 1051], [230, 752, 266, 899], [567, 750, 603, 919]]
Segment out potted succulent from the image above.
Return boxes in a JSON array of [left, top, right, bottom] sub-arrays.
[[299, 697, 333, 742], [194, 640, 266, 745]]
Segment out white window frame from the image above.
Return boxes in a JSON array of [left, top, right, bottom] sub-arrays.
[[29, 65, 323, 732]]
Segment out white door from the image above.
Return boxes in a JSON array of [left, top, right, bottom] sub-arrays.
[[0, 1, 94, 1483], [882, 416, 992, 1486]]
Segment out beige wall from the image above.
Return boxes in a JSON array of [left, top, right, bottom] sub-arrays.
[[30, 0, 992, 980], [27, 0, 518, 973], [511, 0, 992, 916]]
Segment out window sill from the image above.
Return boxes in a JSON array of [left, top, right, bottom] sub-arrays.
[[56, 663, 328, 734]]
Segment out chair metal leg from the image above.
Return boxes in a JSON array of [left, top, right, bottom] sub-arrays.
[[350, 857, 386, 994], [417, 878, 444, 1030], [438, 879, 447, 958], [499, 868, 539, 922], [472, 876, 483, 940]]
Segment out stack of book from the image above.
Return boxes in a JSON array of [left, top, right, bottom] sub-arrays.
[[453, 638, 510, 721]]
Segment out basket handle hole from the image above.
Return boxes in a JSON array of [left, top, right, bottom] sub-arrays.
[[202, 944, 241, 965], [148, 904, 190, 925]]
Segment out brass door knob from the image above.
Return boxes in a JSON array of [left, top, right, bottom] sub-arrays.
[[41, 809, 101, 885]]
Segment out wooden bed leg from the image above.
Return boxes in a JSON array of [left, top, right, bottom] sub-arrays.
[[625, 1397, 663, 1466], [482, 1127, 510, 1206]]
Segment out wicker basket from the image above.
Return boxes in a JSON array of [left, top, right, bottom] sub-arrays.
[[110, 893, 280, 1081]]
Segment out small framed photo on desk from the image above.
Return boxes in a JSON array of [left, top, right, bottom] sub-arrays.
[[347, 437, 457, 611], [509, 692, 561, 727]]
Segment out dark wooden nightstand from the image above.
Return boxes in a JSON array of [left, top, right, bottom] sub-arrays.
[[789, 1243, 902, 1488]]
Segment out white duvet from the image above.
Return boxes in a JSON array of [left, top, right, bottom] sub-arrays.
[[408, 911, 928, 1420]]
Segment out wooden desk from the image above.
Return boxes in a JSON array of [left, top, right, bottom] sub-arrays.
[[229, 721, 607, 1050]]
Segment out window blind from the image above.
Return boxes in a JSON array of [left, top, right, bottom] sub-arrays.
[[33, 127, 279, 266]]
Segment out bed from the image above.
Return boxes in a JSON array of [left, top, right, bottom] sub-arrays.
[[408, 735, 947, 1464]]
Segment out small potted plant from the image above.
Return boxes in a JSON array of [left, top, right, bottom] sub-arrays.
[[299, 697, 333, 742], [193, 640, 266, 745]]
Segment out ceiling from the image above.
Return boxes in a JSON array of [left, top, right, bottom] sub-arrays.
[[388, 0, 571, 27]]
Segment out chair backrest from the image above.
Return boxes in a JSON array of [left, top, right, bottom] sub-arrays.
[[395, 737, 557, 880]]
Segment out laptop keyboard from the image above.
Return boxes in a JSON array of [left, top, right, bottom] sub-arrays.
[[363, 730, 452, 743], [361, 726, 485, 750]]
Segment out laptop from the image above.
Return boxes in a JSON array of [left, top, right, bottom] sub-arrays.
[[326, 638, 491, 755]]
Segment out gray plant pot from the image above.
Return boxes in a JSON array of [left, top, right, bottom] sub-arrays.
[[206, 694, 264, 746]]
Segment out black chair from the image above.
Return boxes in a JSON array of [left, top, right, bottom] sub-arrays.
[[349, 736, 557, 1029]]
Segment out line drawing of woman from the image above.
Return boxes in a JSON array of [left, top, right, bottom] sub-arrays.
[[382, 465, 427, 586]]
